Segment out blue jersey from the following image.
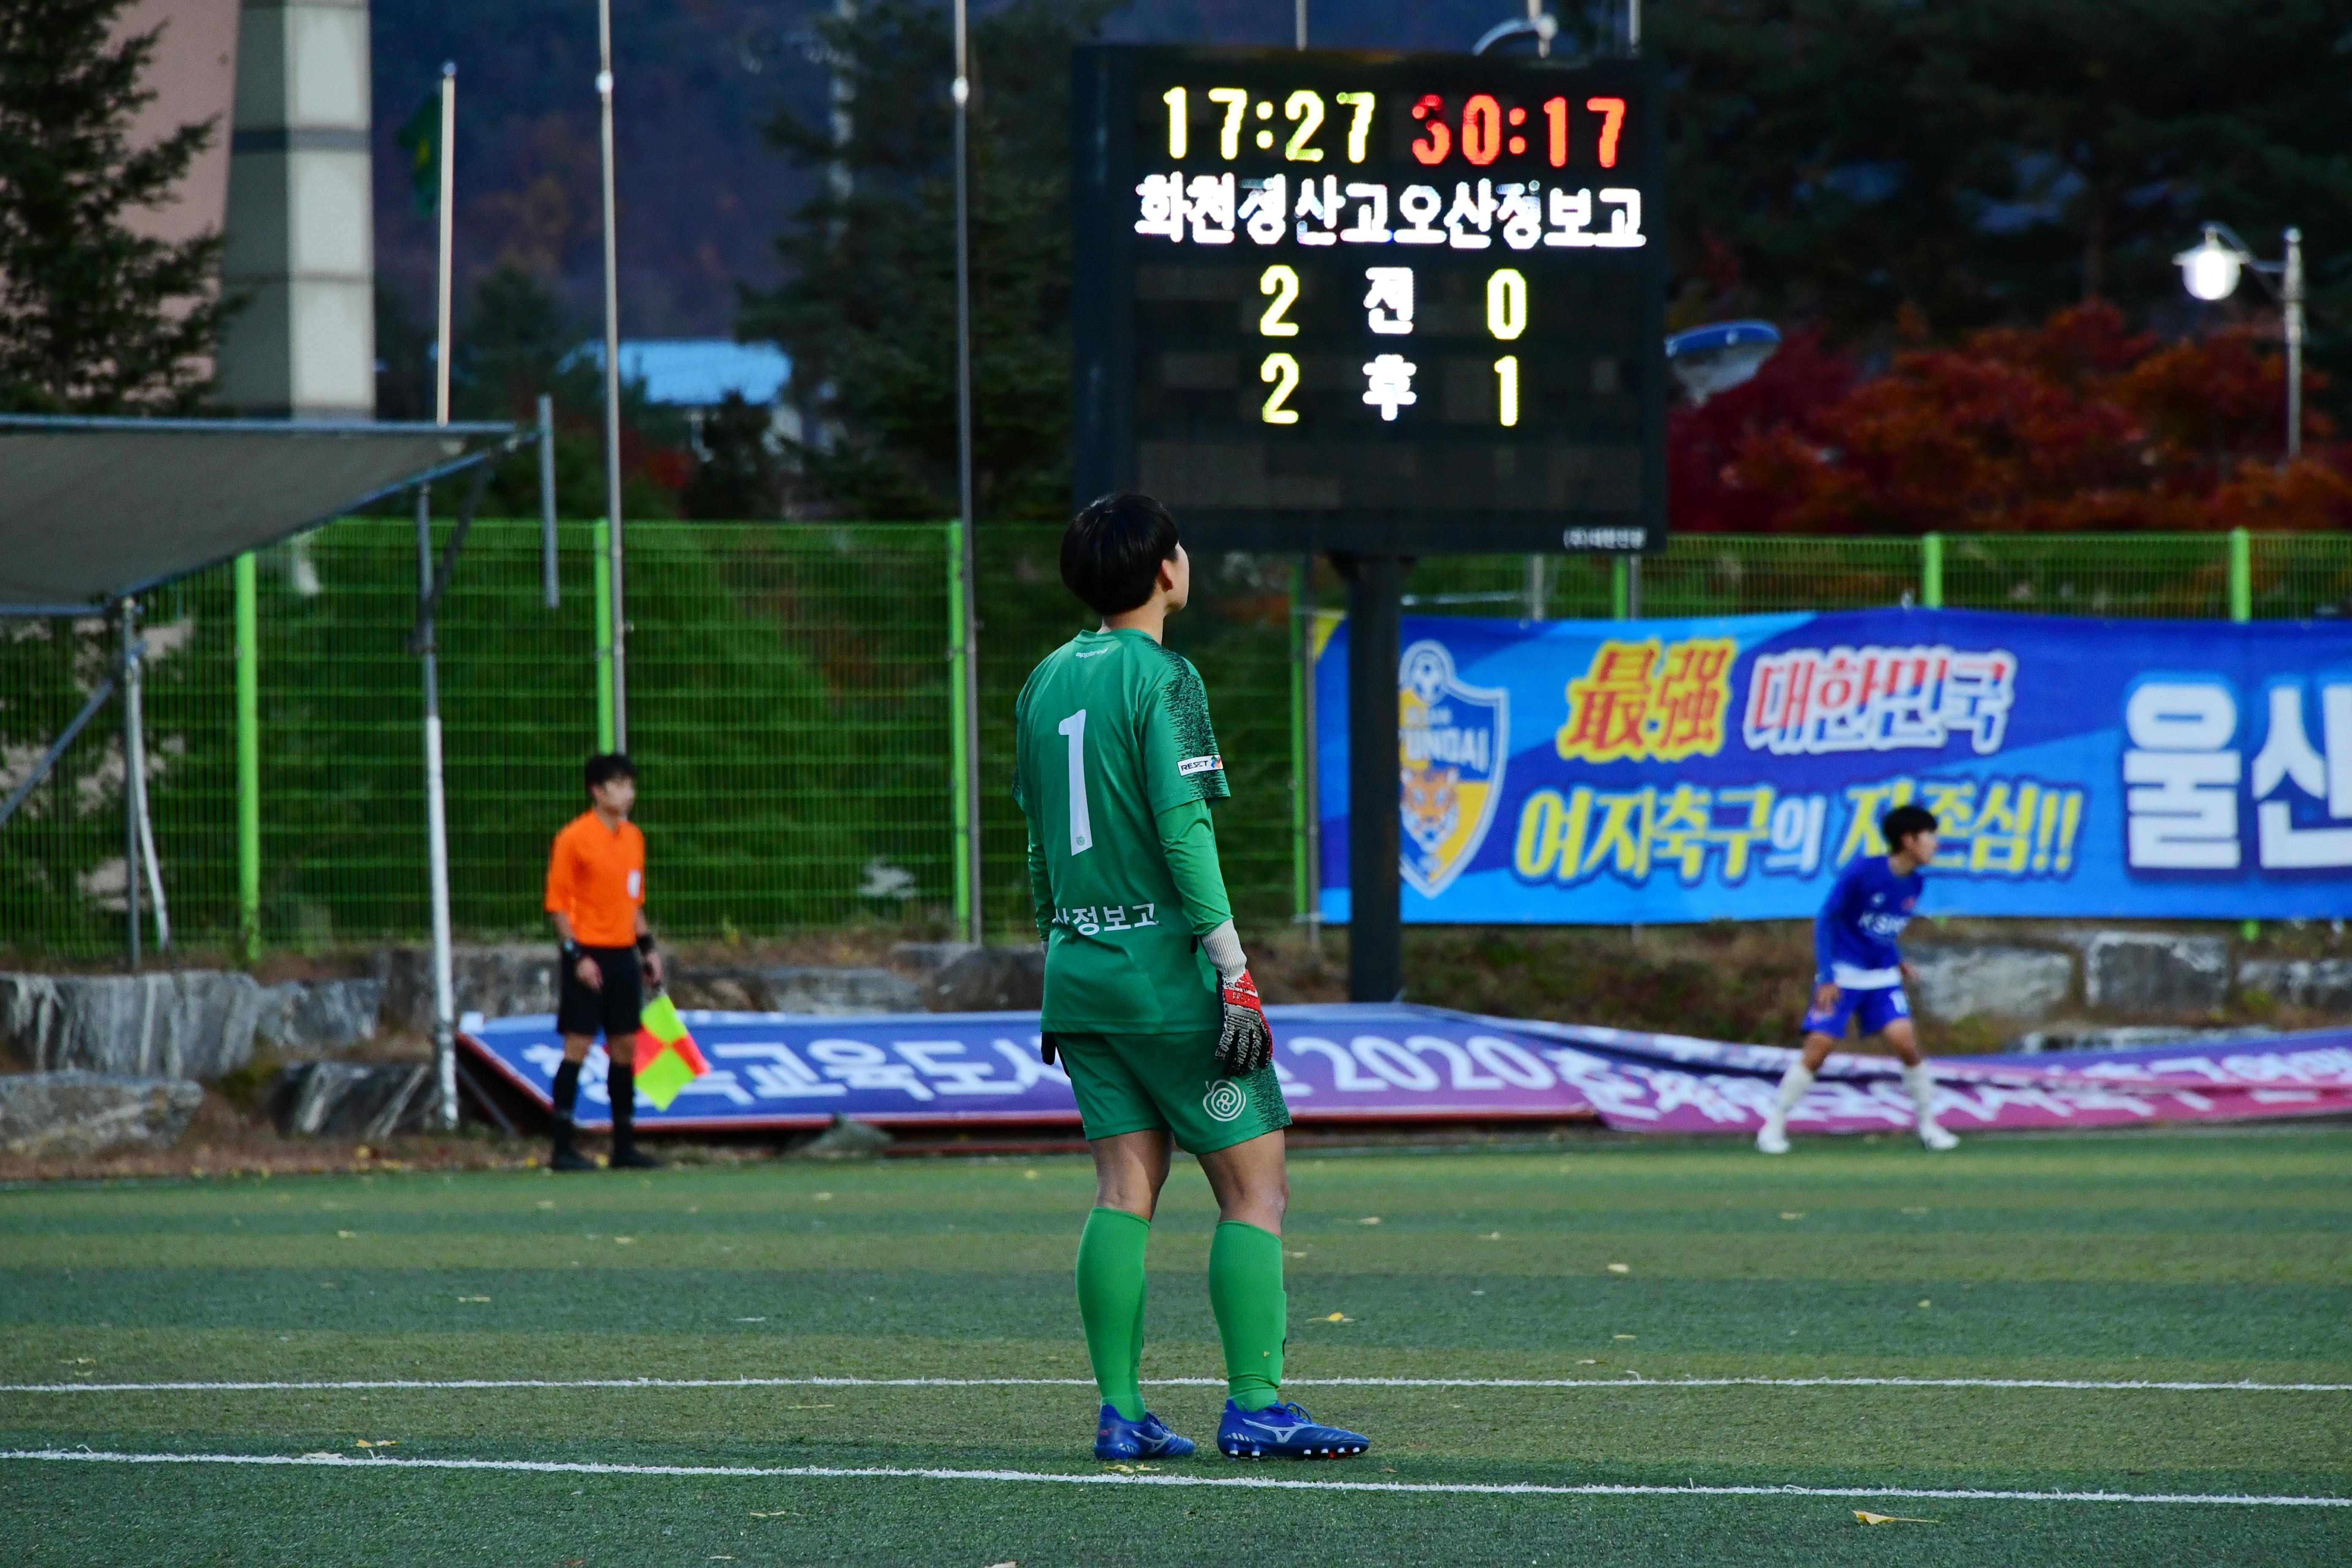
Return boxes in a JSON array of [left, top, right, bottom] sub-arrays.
[[1815, 855, 1924, 988]]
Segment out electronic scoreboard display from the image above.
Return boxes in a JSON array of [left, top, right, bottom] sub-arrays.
[[1072, 44, 1664, 555]]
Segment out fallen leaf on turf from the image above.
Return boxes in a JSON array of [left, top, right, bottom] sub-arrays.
[[784, 1404, 836, 1410], [1855, 1511, 1938, 1525], [1613, 1334, 1636, 1340], [354, 1439, 397, 1448], [986, 1561, 1019, 1566], [336, 1230, 356, 1239], [1780, 1211, 1804, 1220], [1919, 1299, 1931, 1309], [815, 1192, 833, 1201], [1483, 1231, 1503, 1240], [456, 1296, 490, 1303], [1325, 1312, 1354, 1322], [536, 1200, 556, 1209], [1578, 1358, 1599, 1365], [734, 1316, 767, 1323], [1024, 1169, 1038, 1179], [1606, 1263, 1630, 1274], [747, 1511, 800, 1519], [613, 1236, 636, 1244], [1357, 1217, 1381, 1225], [1285, 1250, 1307, 1259], [301, 1451, 343, 1460]]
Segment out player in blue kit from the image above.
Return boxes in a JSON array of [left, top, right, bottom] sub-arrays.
[[1757, 804, 1958, 1154]]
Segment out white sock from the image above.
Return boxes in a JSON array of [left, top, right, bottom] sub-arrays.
[[1903, 1062, 1938, 1123], [1772, 1063, 1815, 1117]]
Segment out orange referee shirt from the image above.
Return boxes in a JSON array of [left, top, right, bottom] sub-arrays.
[[544, 811, 645, 947]]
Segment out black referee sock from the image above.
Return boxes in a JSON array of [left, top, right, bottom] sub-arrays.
[[608, 1065, 637, 1146], [552, 1061, 582, 1121]]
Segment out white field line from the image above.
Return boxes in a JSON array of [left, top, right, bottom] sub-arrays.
[[7, 1375, 2349, 1394], [0, 1449, 2344, 1508]]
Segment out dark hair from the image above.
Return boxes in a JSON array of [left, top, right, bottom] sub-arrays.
[[1881, 804, 1938, 853], [1061, 491, 1181, 616], [585, 752, 636, 795]]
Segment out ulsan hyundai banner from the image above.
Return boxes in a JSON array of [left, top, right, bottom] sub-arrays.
[[1316, 607, 2352, 923]]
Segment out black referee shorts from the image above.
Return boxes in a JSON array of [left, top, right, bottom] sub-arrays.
[[556, 945, 644, 1043]]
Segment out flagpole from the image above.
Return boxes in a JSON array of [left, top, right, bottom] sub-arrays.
[[596, 0, 629, 751], [434, 63, 455, 422], [423, 59, 460, 1130], [952, 0, 981, 945]]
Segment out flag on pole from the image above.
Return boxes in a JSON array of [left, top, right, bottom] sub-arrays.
[[632, 993, 709, 1111], [395, 91, 443, 216]]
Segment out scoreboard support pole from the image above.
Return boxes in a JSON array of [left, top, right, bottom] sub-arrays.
[[1337, 552, 1409, 1002]]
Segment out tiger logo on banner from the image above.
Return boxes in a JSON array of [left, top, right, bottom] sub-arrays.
[[1398, 639, 1509, 898]]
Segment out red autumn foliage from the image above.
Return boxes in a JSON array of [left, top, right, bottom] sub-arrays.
[[1671, 302, 2352, 535]]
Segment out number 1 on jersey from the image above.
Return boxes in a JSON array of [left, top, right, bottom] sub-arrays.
[[1058, 710, 1093, 854]]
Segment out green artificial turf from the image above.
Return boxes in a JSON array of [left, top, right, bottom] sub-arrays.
[[3, 1128, 2350, 1565]]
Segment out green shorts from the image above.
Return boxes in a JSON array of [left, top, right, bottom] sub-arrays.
[[1055, 1029, 1292, 1154]]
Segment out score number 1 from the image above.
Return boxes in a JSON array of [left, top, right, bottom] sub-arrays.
[[1252, 263, 1528, 427]]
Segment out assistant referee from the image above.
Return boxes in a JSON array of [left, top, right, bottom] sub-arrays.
[[544, 752, 663, 1171]]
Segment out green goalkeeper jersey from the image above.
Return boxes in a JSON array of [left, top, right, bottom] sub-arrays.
[[1013, 626, 1234, 1033]]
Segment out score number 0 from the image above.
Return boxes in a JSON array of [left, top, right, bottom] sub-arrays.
[[1255, 265, 1527, 426]]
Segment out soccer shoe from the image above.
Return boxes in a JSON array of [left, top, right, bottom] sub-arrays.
[[609, 1143, 664, 1170], [1917, 1120, 1960, 1152], [1755, 1120, 1790, 1155], [1217, 1399, 1369, 1460], [550, 1123, 595, 1171], [1094, 1405, 1196, 1462]]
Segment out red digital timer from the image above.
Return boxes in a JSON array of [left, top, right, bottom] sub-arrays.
[[1407, 93, 1625, 169]]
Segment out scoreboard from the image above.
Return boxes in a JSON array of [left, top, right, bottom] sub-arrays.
[[1072, 44, 1665, 555]]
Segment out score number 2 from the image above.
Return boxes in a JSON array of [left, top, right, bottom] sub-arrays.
[[1258, 264, 1301, 425]]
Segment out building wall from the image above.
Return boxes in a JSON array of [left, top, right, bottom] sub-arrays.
[[113, 0, 241, 248]]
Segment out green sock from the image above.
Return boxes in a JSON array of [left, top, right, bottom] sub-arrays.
[[1209, 1220, 1287, 1413], [1075, 1207, 1151, 1422]]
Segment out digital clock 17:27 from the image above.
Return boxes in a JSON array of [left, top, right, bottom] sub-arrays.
[[1073, 44, 1665, 555]]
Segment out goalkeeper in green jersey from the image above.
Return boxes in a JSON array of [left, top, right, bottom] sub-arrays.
[[1014, 491, 1369, 1463]]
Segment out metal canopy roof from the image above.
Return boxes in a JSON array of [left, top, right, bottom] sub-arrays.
[[0, 414, 514, 611]]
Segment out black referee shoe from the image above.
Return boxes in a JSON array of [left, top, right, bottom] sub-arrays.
[[610, 1141, 664, 1170], [550, 1120, 595, 1171]]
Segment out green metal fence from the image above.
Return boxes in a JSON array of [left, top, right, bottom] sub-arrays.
[[5, 526, 2347, 958]]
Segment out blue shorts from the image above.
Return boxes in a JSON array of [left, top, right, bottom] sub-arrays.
[[1803, 985, 1911, 1040]]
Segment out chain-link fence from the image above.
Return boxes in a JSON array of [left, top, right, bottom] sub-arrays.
[[5, 526, 2347, 958]]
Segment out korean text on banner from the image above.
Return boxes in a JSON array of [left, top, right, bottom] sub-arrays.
[[1316, 607, 2352, 923]]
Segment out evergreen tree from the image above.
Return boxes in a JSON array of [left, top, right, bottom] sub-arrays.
[[739, 0, 1118, 521], [0, 0, 232, 412], [1656, 0, 2352, 367], [681, 392, 784, 520], [449, 263, 688, 519]]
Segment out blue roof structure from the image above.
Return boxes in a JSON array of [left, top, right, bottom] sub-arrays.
[[573, 339, 791, 407]]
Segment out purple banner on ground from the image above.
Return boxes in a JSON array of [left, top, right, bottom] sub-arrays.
[[460, 1005, 2352, 1136], [458, 1005, 1596, 1130], [1505, 1018, 2352, 1134]]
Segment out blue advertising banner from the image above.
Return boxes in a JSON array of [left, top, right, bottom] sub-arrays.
[[1317, 607, 2352, 923]]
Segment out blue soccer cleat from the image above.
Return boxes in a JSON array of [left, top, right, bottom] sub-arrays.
[[1217, 1398, 1370, 1460], [1094, 1404, 1197, 1461]]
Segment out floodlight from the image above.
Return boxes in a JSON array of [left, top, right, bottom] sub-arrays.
[[2175, 227, 2242, 303], [1663, 320, 1782, 405]]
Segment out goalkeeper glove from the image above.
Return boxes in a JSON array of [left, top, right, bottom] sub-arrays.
[[1202, 919, 1270, 1076], [1040, 1031, 1059, 1067], [1215, 968, 1272, 1077]]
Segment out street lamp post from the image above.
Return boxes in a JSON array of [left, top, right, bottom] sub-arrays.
[[2174, 223, 2307, 461]]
